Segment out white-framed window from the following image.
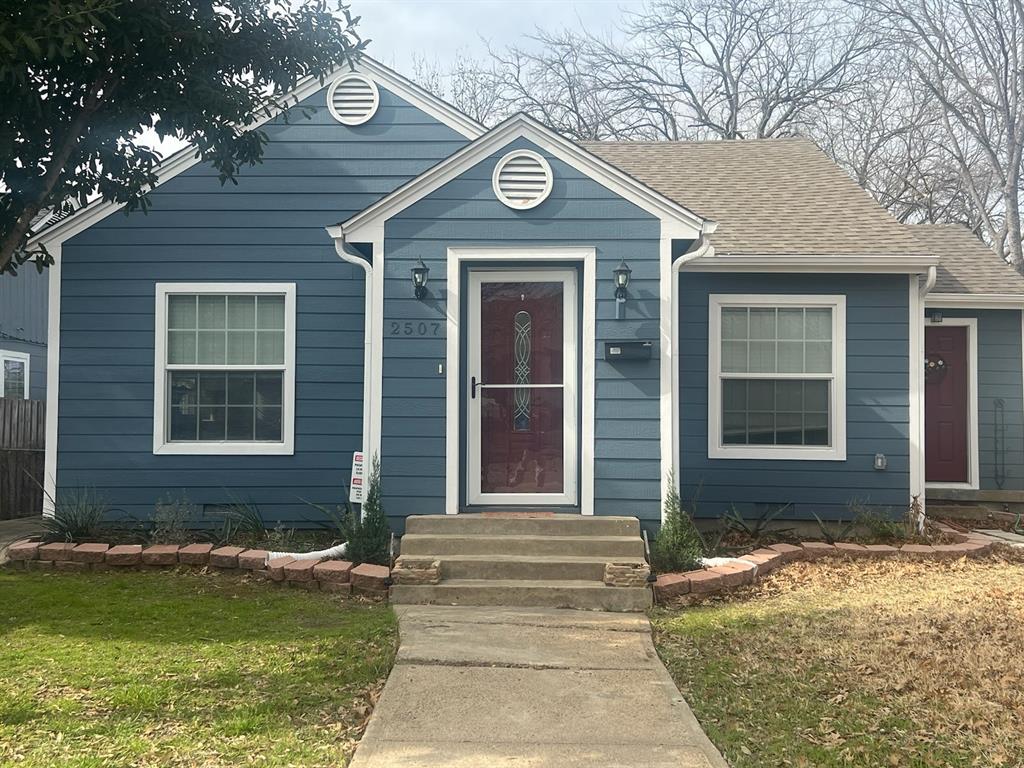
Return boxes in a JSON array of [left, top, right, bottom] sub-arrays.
[[0, 350, 30, 399], [708, 294, 846, 461], [153, 283, 296, 455]]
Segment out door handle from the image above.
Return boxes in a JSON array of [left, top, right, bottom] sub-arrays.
[[471, 376, 484, 399]]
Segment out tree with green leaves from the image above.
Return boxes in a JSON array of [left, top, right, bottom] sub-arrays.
[[0, 0, 365, 275]]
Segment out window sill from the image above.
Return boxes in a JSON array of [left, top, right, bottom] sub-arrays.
[[708, 445, 846, 461], [153, 442, 294, 456]]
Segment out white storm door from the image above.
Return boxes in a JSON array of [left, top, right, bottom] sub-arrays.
[[467, 269, 577, 506]]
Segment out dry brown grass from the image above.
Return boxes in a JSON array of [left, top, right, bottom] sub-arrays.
[[654, 548, 1024, 767]]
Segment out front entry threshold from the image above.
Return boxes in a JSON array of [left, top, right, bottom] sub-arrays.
[[459, 507, 581, 515]]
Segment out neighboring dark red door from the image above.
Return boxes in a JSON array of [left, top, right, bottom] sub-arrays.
[[925, 325, 969, 483]]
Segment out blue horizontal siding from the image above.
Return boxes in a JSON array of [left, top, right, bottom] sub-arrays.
[[680, 273, 911, 521], [55, 84, 469, 525], [936, 309, 1024, 490], [0, 264, 48, 347], [381, 136, 664, 521]]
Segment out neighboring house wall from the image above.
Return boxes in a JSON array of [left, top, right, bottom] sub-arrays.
[[679, 273, 911, 520], [381, 137, 663, 528], [934, 308, 1024, 491], [0, 267, 48, 400], [56, 85, 469, 524]]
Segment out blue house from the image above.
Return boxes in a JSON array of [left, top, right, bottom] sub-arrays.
[[28, 58, 1024, 533]]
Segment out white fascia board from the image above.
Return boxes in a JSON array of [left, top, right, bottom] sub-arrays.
[[30, 56, 485, 248], [340, 114, 711, 241], [681, 253, 939, 273], [925, 293, 1024, 309]]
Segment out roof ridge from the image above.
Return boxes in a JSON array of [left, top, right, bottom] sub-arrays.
[[582, 136, 812, 146]]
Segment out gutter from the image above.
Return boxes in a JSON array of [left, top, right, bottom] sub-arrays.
[[328, 226, 375, 464]]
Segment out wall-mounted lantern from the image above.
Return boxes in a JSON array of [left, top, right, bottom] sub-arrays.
[[411, 258, 430, 300], [613, 259, 632, 319]]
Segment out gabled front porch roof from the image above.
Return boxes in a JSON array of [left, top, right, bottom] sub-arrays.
[[334, 113, 715, 243]]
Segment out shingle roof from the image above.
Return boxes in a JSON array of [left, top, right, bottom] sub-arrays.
[[583, 138, 930, 258], [909, 223, 1024, 295]]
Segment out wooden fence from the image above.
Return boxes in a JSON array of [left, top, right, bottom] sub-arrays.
[[0, 397, 45, 519]]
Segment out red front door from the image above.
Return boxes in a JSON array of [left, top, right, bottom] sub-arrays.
[[924, 325, 969, 483]]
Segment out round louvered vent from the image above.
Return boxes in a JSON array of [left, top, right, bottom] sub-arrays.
[[492, 150, 553, 210], [327, 73, 380, 126]]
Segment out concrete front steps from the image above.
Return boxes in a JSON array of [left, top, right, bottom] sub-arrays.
[[391, 514, 652, 612]]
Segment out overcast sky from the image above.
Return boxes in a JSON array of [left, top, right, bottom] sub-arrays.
[[355, 0, 638, 73]]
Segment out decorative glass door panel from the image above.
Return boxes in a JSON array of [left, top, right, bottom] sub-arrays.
[[468, 270, 577, 505]]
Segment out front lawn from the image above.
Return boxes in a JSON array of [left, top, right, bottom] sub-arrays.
[[0, 570, 396, 767], [653, 554, 1024, 768]]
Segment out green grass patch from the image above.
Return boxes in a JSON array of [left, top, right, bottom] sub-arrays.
[[0, 570, 396, 767]]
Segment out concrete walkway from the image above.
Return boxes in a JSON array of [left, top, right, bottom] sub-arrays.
[[349, 605, 728, 768], [0, 516, 42, 563]]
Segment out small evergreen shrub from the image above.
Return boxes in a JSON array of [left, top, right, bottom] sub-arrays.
[[342, 455, 392, 566], [651, 473, 703, 573], [308, 456, 392, 566]]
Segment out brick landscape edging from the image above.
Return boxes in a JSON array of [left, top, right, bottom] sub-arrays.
[[4, 541, 390, 598], [654, 524, 997, 602]]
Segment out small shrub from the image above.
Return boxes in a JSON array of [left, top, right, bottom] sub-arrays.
[[345, 455, 392, 566], [811, 512, 857, 545], [843, 498, 909, 542], [263, 524, 298, 552], [651, 473, 703, 573], [212, 497, 267, 546], [42, 487, 110, 542], [721, 503, 794, 547], [303, 455, 392, 565], [149, 494, 197, 545]]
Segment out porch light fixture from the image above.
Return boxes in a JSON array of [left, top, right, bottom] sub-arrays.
[[613, 260, 632, 319], [613, 259, 632, 299], [411, 258, 430, 300]]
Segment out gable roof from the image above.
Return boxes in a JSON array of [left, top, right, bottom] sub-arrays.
[[584, 138, 931, 259], [29, 56, 486, 248], [909, 223, 1024, 296], [337, 113, 712, 240]]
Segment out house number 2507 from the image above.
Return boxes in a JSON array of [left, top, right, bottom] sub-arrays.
[[389, 321, 442, 337]]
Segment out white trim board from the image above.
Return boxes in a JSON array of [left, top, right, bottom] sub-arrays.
[[682, 254, 938, 274], [152, 282, 297, 456], [706, 293, 848, 462], [466, 268, 578, 506], [29, 56, 485, 249], [926, 294, 1024, 309], [341, 114, 712, 241], [445, 247, 596, 515], [923, 317, 980, 491], [42, 242, 61, 517]]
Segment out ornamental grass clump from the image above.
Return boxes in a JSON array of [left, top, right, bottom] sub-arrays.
[[651, 473, 703, 573], [41, 487, 111, 542]]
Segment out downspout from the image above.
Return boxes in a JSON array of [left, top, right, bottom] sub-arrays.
[[914, 264, 937, 533], [670, 234, 716, 485], [327, 226, 375, 472]]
